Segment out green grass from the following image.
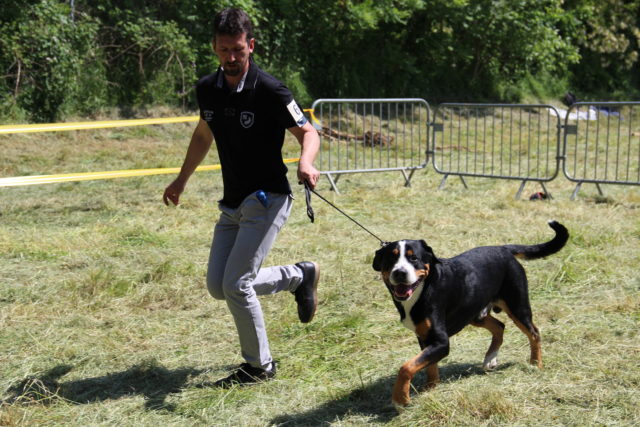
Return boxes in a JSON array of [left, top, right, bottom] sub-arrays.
[[1, 123, 639, 426]]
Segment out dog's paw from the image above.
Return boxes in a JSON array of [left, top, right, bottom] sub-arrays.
[[530, 357, 543, 369], [483, 352, 499, 371], [393, 400, 408, 413], [392, 393, 411, 411]]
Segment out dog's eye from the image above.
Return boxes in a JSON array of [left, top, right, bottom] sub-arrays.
[[409, 255, 419, 262]]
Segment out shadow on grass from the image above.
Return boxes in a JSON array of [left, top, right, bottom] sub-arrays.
[[4, 360, 514, 418], [271, 362, 515, 425], [271, 374, 399, 425], [3, 360, 206, 411]]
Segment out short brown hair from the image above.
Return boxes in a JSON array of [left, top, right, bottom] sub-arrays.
[[213, 8, 254, 40]]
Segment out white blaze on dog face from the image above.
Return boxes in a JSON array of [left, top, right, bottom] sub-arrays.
[[374, 240, 432, 302], [390, 241, 421, 285], [387, 241, 430, 301]]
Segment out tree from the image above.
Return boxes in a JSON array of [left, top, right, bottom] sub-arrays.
[[561, 0, 640, 97], [403, 0, 579, 100], [0, 0, 102, 122]]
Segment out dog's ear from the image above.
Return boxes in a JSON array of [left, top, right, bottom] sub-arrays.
[[372, 244, 389, 271], [420, 240, 439, 264]]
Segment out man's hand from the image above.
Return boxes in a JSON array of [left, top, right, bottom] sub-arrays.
[[297, 162, 320, 189], [289, 121, 321, 190], [163, 119, 214, 206], [163, 178, 186, 206]]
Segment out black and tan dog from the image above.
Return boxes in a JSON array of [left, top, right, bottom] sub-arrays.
[[372, 221, 569, 408]]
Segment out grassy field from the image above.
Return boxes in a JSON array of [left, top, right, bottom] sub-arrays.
[[1, 123, 639, 426]]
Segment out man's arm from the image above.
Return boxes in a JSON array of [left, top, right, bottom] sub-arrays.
[[163, 118, 214, 206], [288, 121, 320, 189]]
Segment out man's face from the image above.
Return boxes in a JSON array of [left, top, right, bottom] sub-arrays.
[[213, 32, 254, 77]]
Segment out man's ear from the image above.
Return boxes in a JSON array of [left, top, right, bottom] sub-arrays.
[[420, 240, 439, 264]]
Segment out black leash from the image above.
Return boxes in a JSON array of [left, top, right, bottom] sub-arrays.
[[303, 181, 388, 247]]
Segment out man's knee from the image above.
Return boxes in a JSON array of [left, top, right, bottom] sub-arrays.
[[221, 279, 250, 300], [207, 276, 250, 301], [206, 272, 226, 300]]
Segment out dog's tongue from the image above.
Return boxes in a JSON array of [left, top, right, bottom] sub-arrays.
[[394, 285, 413, 298]]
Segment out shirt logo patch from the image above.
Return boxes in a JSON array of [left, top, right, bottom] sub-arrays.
[[287, 100, 307, 126], [203, 110, 214, 121], [240, 111, 254, 128]]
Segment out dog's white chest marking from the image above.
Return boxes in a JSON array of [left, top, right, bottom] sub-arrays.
[[400, 281, 424, 333], [389, 241, 426, 333]]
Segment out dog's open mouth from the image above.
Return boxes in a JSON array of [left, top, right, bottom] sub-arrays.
[[392, 278, 423, 300]]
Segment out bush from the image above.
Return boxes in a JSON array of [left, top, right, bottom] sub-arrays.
[[0, 1, 198, 122], [0, 0, 102, 122], [0, 0, 638, 122], [97, 11, 196, 110]]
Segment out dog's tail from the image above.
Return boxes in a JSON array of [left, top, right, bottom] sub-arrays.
[[504, 220, 569, 260]]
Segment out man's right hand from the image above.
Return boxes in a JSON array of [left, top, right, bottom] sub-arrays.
[[163, 119, 214, 206], [163, 178, 186, 206]]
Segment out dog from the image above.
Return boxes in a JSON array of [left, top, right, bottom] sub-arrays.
[[372, 220, 569, 408]]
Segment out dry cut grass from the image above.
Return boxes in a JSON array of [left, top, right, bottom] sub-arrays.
[[0, 124, 639, 426]]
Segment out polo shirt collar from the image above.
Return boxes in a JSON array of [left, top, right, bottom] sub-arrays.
[[216, 58, 259, 93]]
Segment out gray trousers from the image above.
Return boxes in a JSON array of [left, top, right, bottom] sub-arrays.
[[206, 191, 304, 369]]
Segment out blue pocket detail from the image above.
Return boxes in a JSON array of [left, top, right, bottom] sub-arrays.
[[256, 190, 268, 208]]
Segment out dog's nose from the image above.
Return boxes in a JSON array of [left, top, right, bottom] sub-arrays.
[[391, 268, 408, 282]]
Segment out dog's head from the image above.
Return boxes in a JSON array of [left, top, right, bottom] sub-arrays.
[[372, 240, 439, 301]]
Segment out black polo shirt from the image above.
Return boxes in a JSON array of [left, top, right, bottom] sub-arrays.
[[196, 59, 307, 208]]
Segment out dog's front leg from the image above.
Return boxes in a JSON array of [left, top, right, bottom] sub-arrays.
[[392, 329, 449, 408], [417, 337, 440, 390]]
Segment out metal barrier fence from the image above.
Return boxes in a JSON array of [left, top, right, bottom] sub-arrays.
[[431, 103, 562, 198], [2, 100, 638, 198], [562, 102, 640, 199], [310, 98, 430, 193]]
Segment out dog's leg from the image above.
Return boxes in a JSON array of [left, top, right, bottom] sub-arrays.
[[495, 300, 542, 368], [472, 314, 505, 370], [425, 363, 440, 389], [417, 337, 440, 389], [392, 320, 448, 408], [392, 352, 429, 408]]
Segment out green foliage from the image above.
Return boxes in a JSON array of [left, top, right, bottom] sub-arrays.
[[0, 0, 638, 122], [0, 0, 102, 122], [257, 0, 580, 101], [561, 0, 640, 97], [258, 0, 426, 98], [403, 0, 580, 101], [99, 12, 196, 109]]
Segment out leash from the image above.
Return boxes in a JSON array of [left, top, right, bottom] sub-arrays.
[[303, 181, 388, 247]]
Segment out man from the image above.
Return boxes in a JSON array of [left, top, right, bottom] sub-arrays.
[[163, 8, 321, 385]]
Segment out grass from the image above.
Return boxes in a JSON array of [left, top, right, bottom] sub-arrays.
[[1, 121, 639, 426]]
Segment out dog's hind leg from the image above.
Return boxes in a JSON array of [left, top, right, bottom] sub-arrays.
[[495, 299, 542, 368], [472, 314, 505, 371]]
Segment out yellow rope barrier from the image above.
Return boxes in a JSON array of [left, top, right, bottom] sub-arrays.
[[0, 110, 318, 134], [0, 116, 199, 134], [0, 158, 300, 187], [0, 114, 308, 186]]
